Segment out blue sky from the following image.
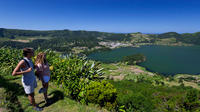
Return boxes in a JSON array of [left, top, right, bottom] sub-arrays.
[[0, 0, 200, 33]]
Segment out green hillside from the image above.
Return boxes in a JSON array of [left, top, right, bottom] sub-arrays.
[[1, 47, 200, 112], [0, 28, 200, 54]]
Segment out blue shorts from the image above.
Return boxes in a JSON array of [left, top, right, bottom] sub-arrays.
[[43, 76, 50, 83]]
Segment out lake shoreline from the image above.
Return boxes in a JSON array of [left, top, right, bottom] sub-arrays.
[[84, 42, 195, 56], [87, 45, 200, 75]]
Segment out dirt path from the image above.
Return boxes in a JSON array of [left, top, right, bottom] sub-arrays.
[[129, 66, 145, 74], [108, 65, 148, 80], [11, 39, 30, 43]]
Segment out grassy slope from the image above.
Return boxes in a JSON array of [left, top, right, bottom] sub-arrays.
[[100, 63, 154, 79], [0, 74, 107, 112], [100, 63, 200, 90]]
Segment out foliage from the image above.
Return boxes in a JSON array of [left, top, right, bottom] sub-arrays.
[[0, 47, 22, 74], [84, 80, 117, 110], [0, 47, 117, 111], [179, 32, 200, 45], [179, 76, 197, 82], [183, 89, 200, 111], [125, 74, 165, 86], [49, 54, 100, 97], [0, 37, 99, 53], [38, 49, 118, 110], [154, 32, 200, 45], [117, 92, 154, 112], [122, 53, 146, 65], [1, 28, 200, 58], [110, 80, 200, 112], [1, 28, 200, 53], [0, 75, 24, 112], [47, 52, 118, 110], [112, 80, 156, 112], [2, 47, 200, 111], [157, 32, 181, 39], [168, 76, 174, 82]]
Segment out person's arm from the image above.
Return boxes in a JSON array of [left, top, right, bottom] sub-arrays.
[[12, 60, 32, 76]]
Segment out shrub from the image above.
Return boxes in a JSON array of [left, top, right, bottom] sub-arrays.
[[0, 47, 22, 74], [125, 74, 164, 86], [168, 76, 174, 82], [117, 92, 154, 112], [121, 53, 146, 65], [185, 89, 198, 102], [48, 54, 104, 99], [184, 89, 200, 111], [84, 80, 117, 110], [0, 47, 117, 110], [42, 49, 118, 110]]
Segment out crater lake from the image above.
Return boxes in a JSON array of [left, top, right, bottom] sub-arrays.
[[87, 45, 200, 75]]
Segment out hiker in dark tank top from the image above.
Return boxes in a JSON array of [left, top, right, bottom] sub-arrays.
[[12, 48, 43, 111]]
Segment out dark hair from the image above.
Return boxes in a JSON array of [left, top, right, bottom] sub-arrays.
[[23, 48, 34, 57]]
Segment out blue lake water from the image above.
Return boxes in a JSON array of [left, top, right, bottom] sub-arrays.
[[87, 45, 200, 75]]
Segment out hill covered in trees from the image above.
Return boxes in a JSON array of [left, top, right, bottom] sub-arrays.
[[0, 28, 200, 54]]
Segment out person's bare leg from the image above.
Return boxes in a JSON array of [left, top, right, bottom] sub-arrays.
[[28, 93, 36, 107], [43, 83, 48, 101], [28, 93, 43, 111]]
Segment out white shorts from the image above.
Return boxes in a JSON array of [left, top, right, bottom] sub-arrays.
[[22, 79, 37, 94], [43, 76, 50, 83]]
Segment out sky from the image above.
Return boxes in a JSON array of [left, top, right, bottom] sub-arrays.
[[0, 0, 200, 33]]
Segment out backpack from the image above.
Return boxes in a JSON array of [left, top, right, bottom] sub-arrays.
[[23, 58, 30, 68], [23, 58, 40, 79]]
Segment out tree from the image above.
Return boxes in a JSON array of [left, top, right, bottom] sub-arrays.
[[122, 54, 146, 65]]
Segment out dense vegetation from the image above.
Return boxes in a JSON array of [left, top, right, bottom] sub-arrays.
[[121, 53, 146, 65], [1, 47, 200, 112], [0, 37, 100, 53], [0, 28, 131, 53], [1, 28, 200, 111], [0, 28, 200, 54], [0, 47, 117, 111], [0, 28, 131, 41], [154, 32, 200, 45], [111, 80, 200, 112]]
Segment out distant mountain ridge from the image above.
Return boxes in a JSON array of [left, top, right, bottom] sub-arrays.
[[0, 28, 200, 53], [0, 28, 130, 40]]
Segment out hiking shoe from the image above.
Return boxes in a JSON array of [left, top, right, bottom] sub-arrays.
[[38, 88, 46, 94], [45, 99, 52, 104], [33, 107, 43, 111]]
